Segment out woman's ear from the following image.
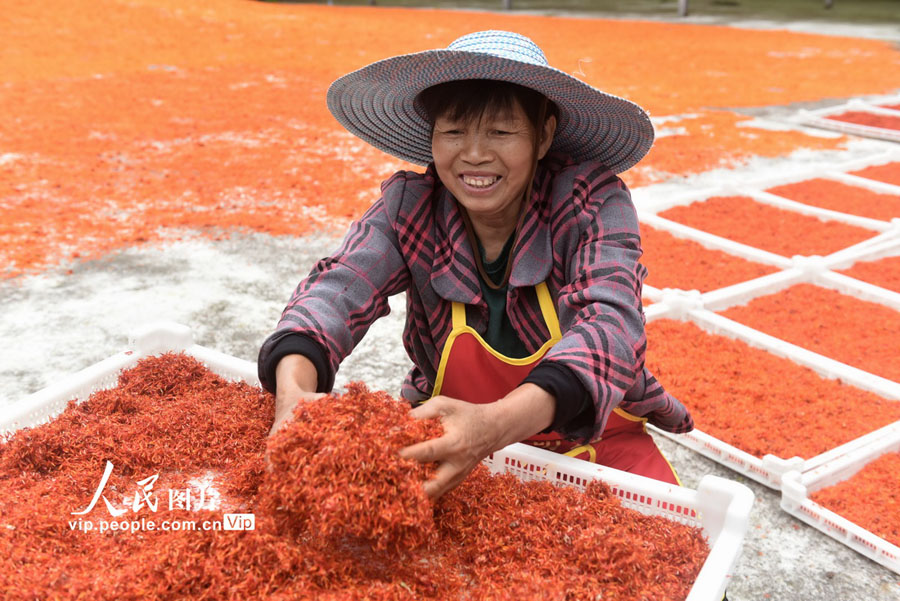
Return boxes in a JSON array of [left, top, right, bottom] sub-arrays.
[[537, 114, 557, 160]]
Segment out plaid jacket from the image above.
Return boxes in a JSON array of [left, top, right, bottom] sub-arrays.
[[259, 155, 693, 442]]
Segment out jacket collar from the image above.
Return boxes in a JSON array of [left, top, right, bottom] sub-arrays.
[[429, 161, 558, 303]]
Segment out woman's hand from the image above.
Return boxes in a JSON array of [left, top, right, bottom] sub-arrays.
[[269, 354, 323, 436], [399, 396, 502, 499], [400, 384, 556, 499]]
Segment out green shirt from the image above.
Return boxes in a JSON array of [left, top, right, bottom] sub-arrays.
[[467, 235, 531, 359]]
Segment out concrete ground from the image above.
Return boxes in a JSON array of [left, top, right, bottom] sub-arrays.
[[2, 223, 897, 601]]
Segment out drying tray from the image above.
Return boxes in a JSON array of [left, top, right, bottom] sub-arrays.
[[781, 423, 900, 575], [2, 322, 755, 601], [644, 304, 900, 490]]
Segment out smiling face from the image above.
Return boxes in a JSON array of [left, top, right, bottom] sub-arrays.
[[431, 99, 556, 231]]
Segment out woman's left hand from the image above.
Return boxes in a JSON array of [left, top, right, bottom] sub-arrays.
[[399, 396, 503, 499], [400, 384, 556, 499]]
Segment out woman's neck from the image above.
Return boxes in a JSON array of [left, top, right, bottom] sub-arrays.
[[471, 221, 516, 262], [466, 199, 523, 262]]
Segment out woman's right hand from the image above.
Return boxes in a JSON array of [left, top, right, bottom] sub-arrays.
[[269, 354, 323, 436]]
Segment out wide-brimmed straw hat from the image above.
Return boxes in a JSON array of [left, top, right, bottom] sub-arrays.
[[326, 30, 654, 174]]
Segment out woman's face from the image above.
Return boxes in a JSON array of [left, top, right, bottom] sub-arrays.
[[431, 100, 556, 228]]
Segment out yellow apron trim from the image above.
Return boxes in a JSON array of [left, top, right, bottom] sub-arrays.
[[535, 282, 562, 341], [431, 325, 558, 397], [564, 444, 597, 462], [659, 449, 683, 487], [613, 407, 647, 423], [450, 298, 467, 330], [432, 281, 562, 399]]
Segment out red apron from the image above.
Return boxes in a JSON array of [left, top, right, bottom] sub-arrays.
[[431, 282, 680, 485]]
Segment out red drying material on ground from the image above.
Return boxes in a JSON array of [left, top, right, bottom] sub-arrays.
[[261, 384, 442, 553], [767, 178, 900, 222], [827, 111, 900, 131], [720, 283, 900, 383], [0, 354, 709, 600], [640, 225, 778, 292], [644, 319, 900, 459], [659, 196, 877, 257], [839, 255, 900, 294], [811, 451, 900, 548], [850, 161, 900, 187]]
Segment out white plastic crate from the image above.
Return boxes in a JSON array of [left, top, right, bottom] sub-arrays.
[[1, 322, 259, 437], [780, 424, 900, 575], [484, 444, 754, 601], [2, 323, 755, 601]]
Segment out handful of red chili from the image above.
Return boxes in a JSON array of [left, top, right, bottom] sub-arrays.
[[0, 353, 709, 600]]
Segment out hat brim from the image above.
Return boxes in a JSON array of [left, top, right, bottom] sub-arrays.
[[327, 49, 654, 174]]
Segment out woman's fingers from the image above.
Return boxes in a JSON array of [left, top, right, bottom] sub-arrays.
[[401, 396, 502, 499], [399, 433, 451, 463], [407, 400, 445, 421], [423, 460, 469, 499], [401, 435, 472, 499]]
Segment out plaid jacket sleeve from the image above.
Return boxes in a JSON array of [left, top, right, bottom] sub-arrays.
[[258, 172, 414, 388], [541, 164, 693, 440]]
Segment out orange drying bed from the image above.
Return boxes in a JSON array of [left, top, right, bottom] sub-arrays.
[[640, 225, 778, 292], [811, 452, 900, 548], [766, 179, 900, 222], [8, 0, 900, 279], [839, 256, 900, 294], [658, 197, 878, 257], [850, 162, 900, 187], [644, 319, 900, 459], [719, 284, 900, 383], [827, 111, 900, 131]]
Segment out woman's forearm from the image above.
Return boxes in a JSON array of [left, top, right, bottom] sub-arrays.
[[271, 354, 321, 434], [490, 383, 556, 449]]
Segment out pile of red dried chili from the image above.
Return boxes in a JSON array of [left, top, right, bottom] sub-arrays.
[[0, 353, 709, 600], [810, 451, 900, 548], [261, 384, 442, 553], [659, 196, 878, 257], [640, 225, 778, 292], [840, 255, 900, 294], [827, 111, 900, 131], [720, 283, 900, 383], [766, 178, 900, 222], [850, 161, 900, 187]]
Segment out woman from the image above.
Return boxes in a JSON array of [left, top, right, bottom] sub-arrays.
[[258, 30, 693, 499]]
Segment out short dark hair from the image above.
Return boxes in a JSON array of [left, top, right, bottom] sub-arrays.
[[416, 79, 559, 135]]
